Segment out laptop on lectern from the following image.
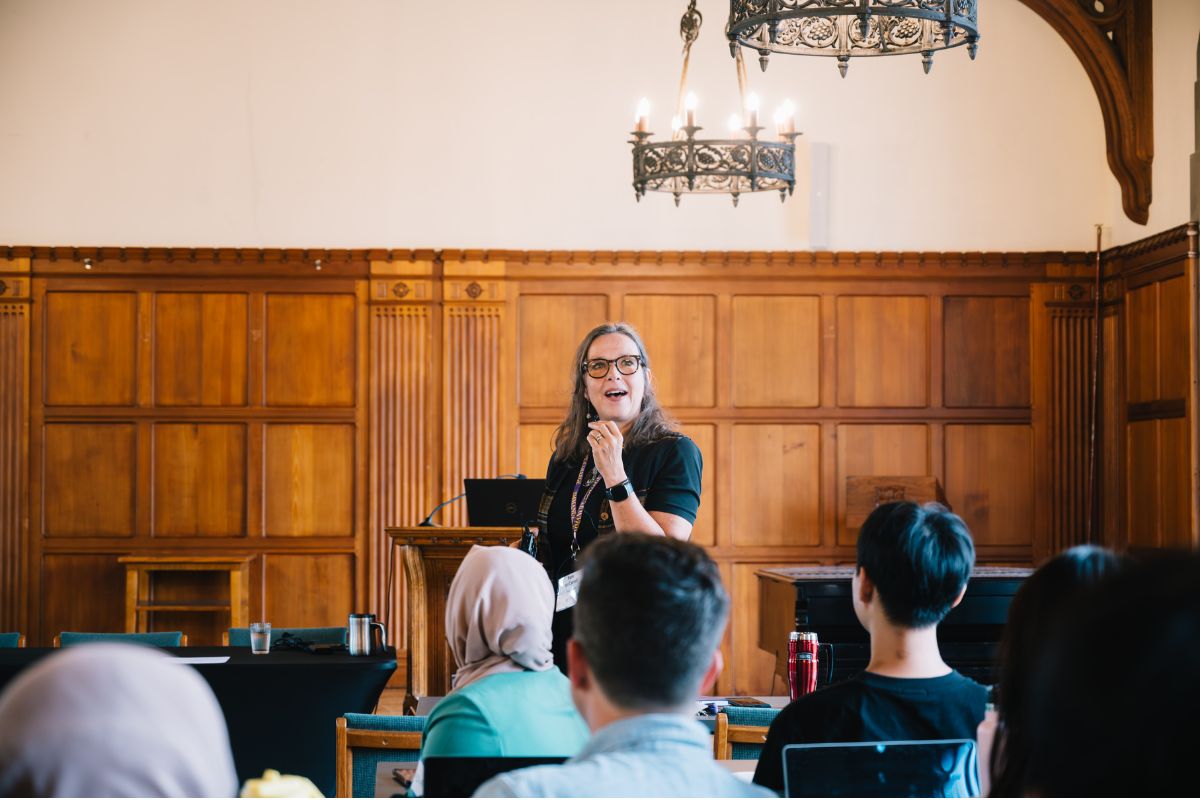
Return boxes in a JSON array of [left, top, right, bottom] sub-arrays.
[[463, 478, 545, 527]]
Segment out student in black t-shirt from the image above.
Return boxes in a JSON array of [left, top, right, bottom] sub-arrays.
[[753, 501, 987, 795]]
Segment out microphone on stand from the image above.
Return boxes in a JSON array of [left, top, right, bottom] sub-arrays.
[[417, 473, 527, 526]]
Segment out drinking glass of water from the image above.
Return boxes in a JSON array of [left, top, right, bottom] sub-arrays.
[[250, 622, 271, 654]]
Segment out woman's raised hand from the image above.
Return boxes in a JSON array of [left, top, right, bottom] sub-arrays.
[[586, 421, 626, 486]]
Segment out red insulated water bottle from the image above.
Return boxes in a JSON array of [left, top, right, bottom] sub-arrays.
[[787, 631, 800, 701], [797, 632, 819, 696]]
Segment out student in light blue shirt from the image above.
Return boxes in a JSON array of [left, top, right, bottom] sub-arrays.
[[475, 534, 775, 798]]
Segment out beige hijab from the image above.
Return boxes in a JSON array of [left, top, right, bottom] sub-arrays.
[[0, 643, 237, 797], [446, 545, 556, 690]]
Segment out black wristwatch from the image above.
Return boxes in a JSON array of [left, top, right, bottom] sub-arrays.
[[605, 478, 635, 502]]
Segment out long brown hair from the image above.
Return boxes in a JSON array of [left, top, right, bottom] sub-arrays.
[[551, 322, 678, 465]]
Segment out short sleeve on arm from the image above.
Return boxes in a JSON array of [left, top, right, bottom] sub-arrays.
[[641, 436, 703, 524]]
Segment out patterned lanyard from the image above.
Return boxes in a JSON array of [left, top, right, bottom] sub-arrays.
[[568, 456, 602, 559]]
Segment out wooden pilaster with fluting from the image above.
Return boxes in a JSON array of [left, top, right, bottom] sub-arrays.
[[0, 258, 30, 635]]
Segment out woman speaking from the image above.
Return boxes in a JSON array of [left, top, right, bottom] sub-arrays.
[[537, 322, 703, 671]]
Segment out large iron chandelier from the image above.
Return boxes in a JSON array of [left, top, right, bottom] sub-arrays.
[[727, 0, 980, 77], [630, 0, 801, 206]]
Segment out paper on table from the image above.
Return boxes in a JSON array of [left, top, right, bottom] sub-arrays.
[[173, 656, 230, 664]]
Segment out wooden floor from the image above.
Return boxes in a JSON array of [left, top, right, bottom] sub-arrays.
[[376, 687, 407, 715]]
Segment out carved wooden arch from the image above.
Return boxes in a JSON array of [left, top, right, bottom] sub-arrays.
[[1016, 0, 1152, 224]]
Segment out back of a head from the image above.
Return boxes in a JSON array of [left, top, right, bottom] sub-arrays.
[[856, 502, 975, 628], [991, 545, 1123, 795], [1025, 552, 1200, 797], [573, 534, 729, 710], [0, 643, 237, 797]]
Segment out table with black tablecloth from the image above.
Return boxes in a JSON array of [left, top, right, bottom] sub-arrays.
[[0, 646, 396, 797]]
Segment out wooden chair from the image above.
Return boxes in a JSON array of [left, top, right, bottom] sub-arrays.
[[713, 706, 781, 760], [54, 631, 188, 647], [335, 713, 425, 798], [0, 633, 24, 648]]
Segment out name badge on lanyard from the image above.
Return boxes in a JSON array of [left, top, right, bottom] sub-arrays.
[[555, 569, 583, 612]]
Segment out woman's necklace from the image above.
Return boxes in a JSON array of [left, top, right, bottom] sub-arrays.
[[568, 456, 603, 559]]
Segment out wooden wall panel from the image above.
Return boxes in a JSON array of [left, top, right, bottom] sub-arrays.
[[944, 297, 1030, 408], [517, 295, 607, 408], [154, 293, 248, 406], [624, 295, 716, 408], [945, 425, 1034, 546], [0, 286, 29, 634], [731, 562, 798, 696], [731, 296, 820, 408], [152, 423, 246, 537], [265, 293, 355, 407], [264, 424, 355, 537], [1158, 276, 1188, 401], [836, 424, 929, 545], [44, 292, 136, 406], [442, 305, 504, 527], [731, 425, 820, 547], [41, 554, 124, 639], [42, 423, 136, 537], [1126, 419, 1158, 547], [1125, 283, 1157, 403], [679, 424, 716, 547], [836, 296, 928, 408], [517, 424, 557, 478], [1160, 417, 1191, 548], [264, 553, 355, 626]]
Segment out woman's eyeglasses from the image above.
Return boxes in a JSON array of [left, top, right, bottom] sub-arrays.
[[581, 355, 643, 379]]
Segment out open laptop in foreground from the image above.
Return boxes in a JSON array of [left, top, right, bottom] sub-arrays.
[[781, 739, 979, 798]]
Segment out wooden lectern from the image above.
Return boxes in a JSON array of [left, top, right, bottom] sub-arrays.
[[384, 526, 522, 710]]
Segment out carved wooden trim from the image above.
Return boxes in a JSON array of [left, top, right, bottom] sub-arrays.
[[1016, 0, 1152, 224], [0, 303, 29, 633]]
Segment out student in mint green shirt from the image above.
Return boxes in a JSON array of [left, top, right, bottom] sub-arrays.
[[418, 546, 588, 763]]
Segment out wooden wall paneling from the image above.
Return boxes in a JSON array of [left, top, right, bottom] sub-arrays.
[[41, 554, 125, 640], [154, 293, 249, 406], [730, 425, 820, 547], [1125, 283, 1158, 403], [42, 423, 136, 537], [944, 425, 1035, 547], [264, 424, 355, 537], [517, 424, 557, 477], [442, 298, 505, 527], [0, 257, 30, 634], [1100, 306, 1125, 551], [679, 423, 716, 547], [1159, 417, 1191, 548], [1158, 276, 1188, 401], [263, 553, 355, 627], [152, 423, 247, 537], [1126, 419, 1159, 547], [836, 296, 929, 408], [836, 424, 930, 545], [43, 291, 137, 406], [943, 297, 1032, 408], [730, 296, 820, 408], [517, 294, 608, 408], [731, 562, 812, 695], [623, 294, 717, 408], [264, 293, 356, 407]]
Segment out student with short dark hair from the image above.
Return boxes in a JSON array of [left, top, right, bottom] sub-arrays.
[[753, 502, 986, 794], [1023, 553, 1200, 797], [475, 534, 774, 798]]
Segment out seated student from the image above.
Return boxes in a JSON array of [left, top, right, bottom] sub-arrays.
[[1023, 552, 1200, 797], [419, 546, 589, 763], [0, 643, 237, 797], [983, 545, 1122, 796], [754, 501, 986, 794], [475, 534, 775, 798]]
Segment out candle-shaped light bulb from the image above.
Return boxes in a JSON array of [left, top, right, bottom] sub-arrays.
[[781, 99, 796, 134], [727, 113, 744, 136], [684, 92, 698, 128], [670, 115, 682, 133], [635, 97, 650, 133], [745, 92, 760, 128]]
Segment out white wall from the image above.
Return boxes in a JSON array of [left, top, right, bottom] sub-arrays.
[[0, 0, 1168, 252], [1108, 0, 1200, 246]]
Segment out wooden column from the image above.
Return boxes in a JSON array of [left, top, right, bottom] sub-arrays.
[[1033, 281, 1098, 559], [368, 257, 437, 651], [0, 257, 30, 635]]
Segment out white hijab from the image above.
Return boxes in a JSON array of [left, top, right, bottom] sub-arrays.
[[0, 643, 238, 797], [446, 545, 556, 690]]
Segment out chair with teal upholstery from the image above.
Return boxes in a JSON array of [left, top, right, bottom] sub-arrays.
[[56, 631, 186, 647], [336, 713, 426, 798], [225, 626, 347, 647], [714, 706, 782, 760], [0, 632, 24, 648]]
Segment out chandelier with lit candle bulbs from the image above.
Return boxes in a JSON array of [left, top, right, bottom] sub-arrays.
[[630, 0, 800, 206], [726, 0, 980, 78]]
